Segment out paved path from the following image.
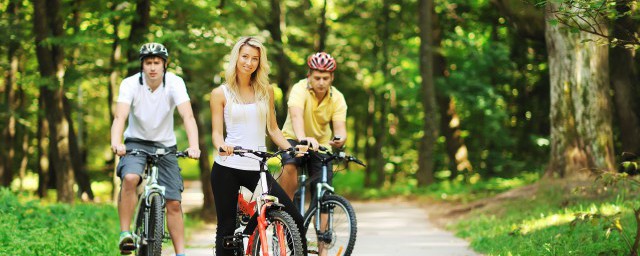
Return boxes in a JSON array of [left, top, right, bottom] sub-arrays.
[[351, 201, 478, 256], [163, 182, 478, 256]]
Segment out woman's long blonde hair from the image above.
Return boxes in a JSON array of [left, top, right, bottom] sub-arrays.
[[224, 36, 271, 126]]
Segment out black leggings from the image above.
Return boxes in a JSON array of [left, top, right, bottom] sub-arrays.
[[211, 162, 307, 256]]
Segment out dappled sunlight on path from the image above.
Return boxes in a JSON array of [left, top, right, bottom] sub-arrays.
[[352, 200, 479, 256], [164, 182, 479, 255]]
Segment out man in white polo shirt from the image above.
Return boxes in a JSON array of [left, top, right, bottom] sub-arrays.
[[110, 42, 200, 256]]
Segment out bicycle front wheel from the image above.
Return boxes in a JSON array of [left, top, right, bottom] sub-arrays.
[[251, 209, 304, 256], [146, 193, 165, 256], [303, 194, 357, 256]]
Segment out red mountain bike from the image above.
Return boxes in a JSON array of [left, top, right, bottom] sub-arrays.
[[220, 146, 304, 256]]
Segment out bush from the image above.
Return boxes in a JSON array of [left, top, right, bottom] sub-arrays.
[[0, 188, 120, 255]]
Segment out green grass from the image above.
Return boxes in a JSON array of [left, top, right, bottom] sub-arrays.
[[332, 168, 540, 202], [0, 188, 120, 255], [332, 168, 639, 255], [0, 187, 208, 255], [450, 180, 639, 255]]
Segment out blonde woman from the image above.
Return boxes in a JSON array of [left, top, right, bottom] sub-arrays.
[[209, 36, 306, 255]]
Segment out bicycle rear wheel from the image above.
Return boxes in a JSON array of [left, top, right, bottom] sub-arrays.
[[251, 209, 304, 256], [303, 194, 357, 256], [146, 193, 165, 256]]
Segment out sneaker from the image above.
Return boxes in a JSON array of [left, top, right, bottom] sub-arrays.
[[119, 231, 135, 254]]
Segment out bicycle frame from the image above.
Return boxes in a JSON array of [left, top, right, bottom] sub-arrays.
[[297, 150, 342, 216], [226, 147, 292, 256], [131, 157, 166, 248], [297, 147, 365, 256], [125, 148, 187, 254]]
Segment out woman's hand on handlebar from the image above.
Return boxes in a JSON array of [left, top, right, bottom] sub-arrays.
[[218, 144, 235, 156]]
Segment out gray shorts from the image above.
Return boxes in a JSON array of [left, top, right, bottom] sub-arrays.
[[116, 139, 184, 201], [281, 139, 333, 186]]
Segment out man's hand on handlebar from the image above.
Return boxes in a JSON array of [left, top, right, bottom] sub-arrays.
[[293, 144, 308, 157], [300, 137, 320, 151], [329, 135, 345, 149], [185, 147, 201, 159], [112, 143, 127, 157]]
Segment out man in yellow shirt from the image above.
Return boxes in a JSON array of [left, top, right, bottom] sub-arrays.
[[279, 52, 348, 202]]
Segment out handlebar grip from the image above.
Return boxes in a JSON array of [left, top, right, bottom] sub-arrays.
[[218, 147, 225, 153], [318, 146, 328, 151], [299, 139, 308, 145], [176, 150, 189, 158], [349, 156, 366, 167]]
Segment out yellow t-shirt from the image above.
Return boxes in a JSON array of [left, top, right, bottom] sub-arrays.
[[282, 79, 347, 148]]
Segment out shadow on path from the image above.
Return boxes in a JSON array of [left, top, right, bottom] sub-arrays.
[[163, 182, 479, 256]]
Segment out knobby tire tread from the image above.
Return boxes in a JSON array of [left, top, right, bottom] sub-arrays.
[[252, 209, 304, 256], [147, 194, 164, 256], [303, 194, 357, 256]]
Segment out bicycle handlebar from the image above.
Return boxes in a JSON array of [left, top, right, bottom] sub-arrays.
[[314, 147, 366, 167], [126, 148, 190, 158], [218, 146, 307, 160]]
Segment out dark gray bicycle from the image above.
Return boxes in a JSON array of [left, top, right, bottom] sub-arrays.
[[124, 148, 188, 256], [295, 145, 365, 256]]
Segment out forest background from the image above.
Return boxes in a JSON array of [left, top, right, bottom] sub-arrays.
[[1, 0, 639, 236]]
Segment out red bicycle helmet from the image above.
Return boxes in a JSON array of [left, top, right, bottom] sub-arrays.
[[307, 52, 337, 72]]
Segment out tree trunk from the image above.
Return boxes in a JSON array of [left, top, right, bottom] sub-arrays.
[[37, 94, 49, 198], [173, 5, 216, 221], [33, 0, 75, 203], [544, 3, 615, 179], [267, 0, 290, 125], [610, 0, 640, 154], [126, 0, 150, 76], [63, 0, 93, 200], [1, 0, 21, 187], [108, 1, 122, 123], [316, 0, 328, 52], [108, 1, 123, 200], [417, 0, 439, 186], [363, 90, 375, 188], [373, 92, 388, 188], [63, 96, 94, 200], [192, 100, 216, 222]]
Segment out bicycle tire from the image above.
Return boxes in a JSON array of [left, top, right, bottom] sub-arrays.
[[251, 209, 304, 256], [147, 193, 164, 256], [134, 204, 147, 255], [303, 194, 357, 256]]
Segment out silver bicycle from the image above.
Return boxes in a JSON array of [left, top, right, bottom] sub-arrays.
[[123, 148, 188, 256]]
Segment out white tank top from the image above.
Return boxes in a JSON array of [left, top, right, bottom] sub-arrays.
[[215, 85, 267, 171]]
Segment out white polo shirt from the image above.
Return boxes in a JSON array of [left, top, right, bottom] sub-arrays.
[[116, 72, 190, 147]]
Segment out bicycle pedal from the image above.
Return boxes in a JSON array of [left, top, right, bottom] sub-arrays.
[[120, 250, 133, 255], [119, 242, 136, 252], [222, 235, 243, 249], [308, 250, 319, 254]]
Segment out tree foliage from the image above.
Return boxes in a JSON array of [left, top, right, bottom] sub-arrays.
[[0, 0, 636, 201]]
